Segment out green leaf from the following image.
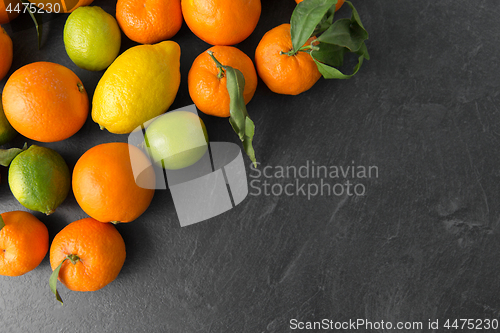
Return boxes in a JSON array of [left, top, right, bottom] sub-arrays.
[[242, 117, 256, 165], [0, 143, 27, 167], [313, 47, 366, 79], [0, 215, 5, 231], [317, 2, 369, 53], [311, 1, 370, 79], [49, 257, 68, 305], [311, 43, 347, 67], [225, 66, 247, 140], [20, 0, 43, 50], [317, 18, 367, 52], [291, 0, 338, 53], [225, 67, 257, 167], [346, 0, 367, 32], [207, 51, 257, 167], [313, 5, 336, 36], [356, 41, 370, 61]]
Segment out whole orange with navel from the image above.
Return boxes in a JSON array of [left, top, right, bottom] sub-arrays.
[[182, 0, 261, 46], [2, 62, 88, 142], [0, 27, 13, 81], [72, 142, 155, 223]]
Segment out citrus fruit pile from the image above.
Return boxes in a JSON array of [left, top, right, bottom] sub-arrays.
[[0, 0, 370, 304]]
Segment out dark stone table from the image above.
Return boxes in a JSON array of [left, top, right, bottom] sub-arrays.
[[1, 0, 499, 331]]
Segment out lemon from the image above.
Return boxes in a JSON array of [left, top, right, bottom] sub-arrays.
[[8, 145, 71, 215], [0, 95, 17, 145], [144, 111, 209, 170], [64, 6, 121, 71], [92, 41, 181, 134]]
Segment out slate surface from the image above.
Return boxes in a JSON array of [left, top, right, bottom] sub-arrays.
[[1, 0, 499, 332]]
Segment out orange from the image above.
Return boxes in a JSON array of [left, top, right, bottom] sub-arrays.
[[188, 46, 257, 117], [72, 142, 155, 223], [182, 0, 261, 46], [0, 211, 49, 277], [0, 26, 13, 81], [33, 0, 94, 13], [116, 0, 182, 44], [0, 0, 21, 25], [255, 23, 321, 95], [2, 62, 88, 142], [50, 217, 126, 292], [295, 0, 344, 12]]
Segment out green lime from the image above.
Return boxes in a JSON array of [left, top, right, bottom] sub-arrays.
[[63, 6, 121, 71], [144, 111, 209, 170], [0, 94, 17, 145], [8, 145, 71, 215]]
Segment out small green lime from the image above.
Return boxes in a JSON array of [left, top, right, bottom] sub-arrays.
[[144, 111, 209, 170], [63, 6, 121, 71], [0, 94, 17, 145], [8, 145, 71, 215]]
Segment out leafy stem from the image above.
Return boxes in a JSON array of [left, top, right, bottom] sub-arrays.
[[208, 51, 225, 79], [280, 43, 319, 56], [0, 215, 5, 231], [208, 51, 257, 167], [50, 254, 80, 305], [291, 0, 369, 79]]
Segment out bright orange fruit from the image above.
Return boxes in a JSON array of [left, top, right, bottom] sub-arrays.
[[188, 45, 257, 117], [50, 217, 126, 291], [0, 211, 49, 277], [2, 62, 88, 142], [116, 0, 182, 44], [33, 0, 94, 13], [182, 0, 261, 46], [72, 142, 155, 223], [0, 0, 21, 25], [255, 23, 321, 95], [0, 26, 13, 81]]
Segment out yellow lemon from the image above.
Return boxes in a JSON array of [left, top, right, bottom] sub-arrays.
[[92, 41, 181, 134]]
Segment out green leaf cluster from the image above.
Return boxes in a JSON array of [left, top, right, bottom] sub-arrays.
[[291, 0, 370, 79]]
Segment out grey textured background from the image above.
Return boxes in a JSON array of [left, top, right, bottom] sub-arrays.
[[1, 0, 499, 332]]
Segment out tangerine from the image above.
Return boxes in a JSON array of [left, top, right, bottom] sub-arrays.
[[2, 62, 88, 142], [181, 0, 261, 46], [0, 26, 13, 81], [50, 217, 126, 293], [0, 0, 21, 25], [33, 0, 94, 13], [188, 46, 257, 117], [72, 142, 155, 223], [255, 23, 321, 95], [116, 0, 182, 44], [0, 211, 49, 277]]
